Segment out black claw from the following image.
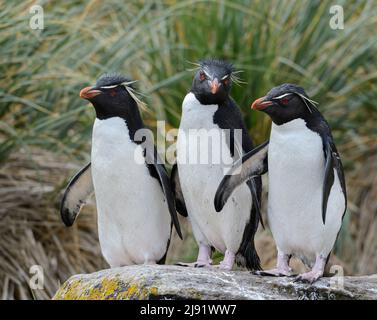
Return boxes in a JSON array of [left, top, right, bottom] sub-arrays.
[[175, 263, 188, 267], [258, 271, 275, 277], [251, 270, 268, 276], [294, 276, 311, 284], [175, 262, 208, 268]]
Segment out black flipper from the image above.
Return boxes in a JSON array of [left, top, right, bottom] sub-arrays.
[[60, 162, 93, 227], [144, 146, 183, 240], [321, 137, 347, 224], [322, 141, 334, 224], [333, 146, 347, 219], [247, 178, 265, 229], [305, 112, 347, 226], [171, 163, 188, 217], [214, 140, 269, 213]]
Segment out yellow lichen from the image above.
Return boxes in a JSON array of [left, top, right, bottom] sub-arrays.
[[125, 283, 139, 298], [150, 287, 158, 296], [53, 278, 84, 300], [53, 276, 162, 300]]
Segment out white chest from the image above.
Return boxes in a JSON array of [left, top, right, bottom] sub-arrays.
[[177, 93, 232, 166], [177, 93, 230, 210], [91, 117, 141, 176], [269, 119, 324, 188]]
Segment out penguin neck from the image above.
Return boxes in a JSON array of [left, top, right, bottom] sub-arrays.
[[123, 111, 145, 143], [271, 110, 325, 136], [271, 118, 308, 133], [94, 102, 145, 143], [191, 90, 228, 106], [270, 107, 323, 130]]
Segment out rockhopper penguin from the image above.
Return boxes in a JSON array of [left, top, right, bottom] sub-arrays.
[[60, 73, 182, 267], [215, 84, 347, 282], [173, 59, 262, 270]]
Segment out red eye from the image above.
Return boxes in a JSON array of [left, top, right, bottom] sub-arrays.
[[281, 98, 289, 105], [223, 79, 229, 86], [199, 72, 206, 81]]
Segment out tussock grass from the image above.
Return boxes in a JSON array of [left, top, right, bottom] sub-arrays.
[[2, 1, 376, 159], [0, 150, 107, 299]]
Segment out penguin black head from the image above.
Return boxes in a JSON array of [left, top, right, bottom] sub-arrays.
[[191, 59, 234, 105], [251, 83, 318, 125], [80, 73, 140, 120]]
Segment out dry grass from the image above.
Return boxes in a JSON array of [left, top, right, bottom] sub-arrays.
[[351, 154, 377, 275], [0, 150, 106, 300]]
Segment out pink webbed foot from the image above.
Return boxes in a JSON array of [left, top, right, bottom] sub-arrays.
[[211, 262, 232, 271], [254, 268, 294, 277], [294, 255, 326, 284], [210, 250, 235, 271], [175, 261, 212, 268], [176, 244, 212, 268], [294, 270, 323, 284], [253, 251, 293, 277]]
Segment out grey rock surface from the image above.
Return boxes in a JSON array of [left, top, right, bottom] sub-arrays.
[[53, 265, 377, 300]]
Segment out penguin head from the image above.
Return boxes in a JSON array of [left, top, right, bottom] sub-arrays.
[[80, 73, 140, 120], [191, 59, 234, 104], [251, 83, 317, 125]]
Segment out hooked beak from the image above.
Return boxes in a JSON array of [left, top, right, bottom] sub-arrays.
[[79, 86, 102, 100], [251, 96, 273, 110], [210, 78, 220, 94]]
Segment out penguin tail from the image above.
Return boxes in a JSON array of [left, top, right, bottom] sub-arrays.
[[236, 241, 262, 271]]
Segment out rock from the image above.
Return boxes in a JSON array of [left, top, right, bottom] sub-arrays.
[[53, 265, 377, 300]]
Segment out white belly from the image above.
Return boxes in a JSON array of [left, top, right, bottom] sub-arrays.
[[268, 119, 345, 264], [91, 117, 170, 267], [177, 93, 252, 253]]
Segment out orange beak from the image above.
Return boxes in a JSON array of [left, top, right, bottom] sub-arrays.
[[210, 78, 220, 94], [251, 96, 273, 110], [79, 86, 102, 99]]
